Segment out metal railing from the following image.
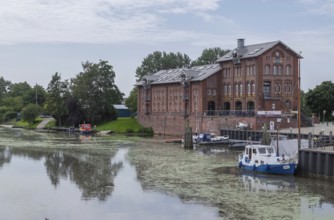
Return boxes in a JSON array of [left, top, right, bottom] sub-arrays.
[[203, 110, 256, 117]]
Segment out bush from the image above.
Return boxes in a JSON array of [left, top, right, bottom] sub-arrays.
[[21, 104, 41, 126], [137, 127, 154, 137], [125, 128, 134, 133], [4, 111, 18, 121]]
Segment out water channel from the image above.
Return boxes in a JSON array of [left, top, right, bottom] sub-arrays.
[[0, 127, 334, 219]]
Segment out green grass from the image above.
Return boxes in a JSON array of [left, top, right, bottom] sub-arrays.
[[14, 117, 43, 129], [96, 117, 144, 133]]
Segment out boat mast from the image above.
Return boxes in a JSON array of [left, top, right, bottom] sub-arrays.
[[297, 52, 302, 149]]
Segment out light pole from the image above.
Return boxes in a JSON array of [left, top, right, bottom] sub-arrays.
[[297, 51, 302, 150], [323, 110, 326, 125]]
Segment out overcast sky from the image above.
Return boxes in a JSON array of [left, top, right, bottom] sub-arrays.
[[0, 0, 333, 97]]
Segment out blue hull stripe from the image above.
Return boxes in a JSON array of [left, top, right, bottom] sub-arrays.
[[240, 163, 296, 175]]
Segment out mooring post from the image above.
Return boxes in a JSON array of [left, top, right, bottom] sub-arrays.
[[330, 131, 333, 150], [183, 126, 193, 149], [308, 132, 312, 148]]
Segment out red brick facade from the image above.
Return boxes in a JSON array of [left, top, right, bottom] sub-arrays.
[[137, 39, 301, 136]]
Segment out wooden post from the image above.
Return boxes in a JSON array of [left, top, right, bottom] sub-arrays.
[[183, 126, 193, 149]]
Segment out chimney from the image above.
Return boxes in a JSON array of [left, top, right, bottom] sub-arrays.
[[237, 39, 245, 48]]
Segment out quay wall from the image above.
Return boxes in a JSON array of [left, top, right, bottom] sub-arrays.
[[298, 149, 334, 177]]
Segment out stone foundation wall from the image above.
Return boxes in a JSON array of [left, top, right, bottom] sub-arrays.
[[138, 113, 298, 136]]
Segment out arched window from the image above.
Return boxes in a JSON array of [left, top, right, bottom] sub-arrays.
[[240, 82, 243, 96], [273, 65, 277, 75], [278, 65, 283, 75], [286, 65, 291, 75], [252, 82, 255, 96], [265, 65, 270, 75], [284, 84, 287, 93], [263, 81, 271, 98]]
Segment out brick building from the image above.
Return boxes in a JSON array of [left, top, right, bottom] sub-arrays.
[[137, 39, 302, 136]]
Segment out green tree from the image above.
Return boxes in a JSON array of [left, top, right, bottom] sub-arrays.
[[71, 60, 123, 124], [45, 72, 69, 126], [21, 104, 41, 127], [2, 96, 23, 112], [305, 81, 334, 122], [191, 47, 230, 66], [0, 77, 11, 102], [125, 88, 137, 114], [135, 51, 191, 80], [7, 82, 33, 106]]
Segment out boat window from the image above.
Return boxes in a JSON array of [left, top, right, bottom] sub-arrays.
[[252, 149, 257, 154], [267, 148, 274, 154], [258, 148, 267, 154]]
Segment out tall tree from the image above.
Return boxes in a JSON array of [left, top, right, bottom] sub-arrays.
[[71, 60, 123, 124], [125, 88, 137, 114], [305, 81, 334, 122], [191, 47, 230, 66], [45, 72, 69, 126], [0, 77, 11, 102], [7, 82, 34, 106], [135, 51, 191, 80]]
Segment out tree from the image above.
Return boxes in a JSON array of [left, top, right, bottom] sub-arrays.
[[21, 104, 41, 127], [135, 51, 191, 80], [305, 81, 334, 122], [2, 96, 23, 112], [0, 76, 11, 102], [191, 47, 230, 66], [71, 60, 123, 124], [7, 82, 34, 106], [125, 88, 137, 114], [45, 72, 69, 126]]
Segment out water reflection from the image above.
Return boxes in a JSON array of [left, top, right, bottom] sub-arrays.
[[240, 174, 298, 193], [0, 146, 11, 167], [0, 128, 220, 220], [2, 127, 334, 219], [0, 145, 122, 201]]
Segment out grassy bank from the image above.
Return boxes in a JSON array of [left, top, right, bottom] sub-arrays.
[[96, 117, 153, 135]]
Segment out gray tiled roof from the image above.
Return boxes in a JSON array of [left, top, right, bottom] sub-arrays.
[[138, 64, 222, 86], [216, 40, 300, 62]]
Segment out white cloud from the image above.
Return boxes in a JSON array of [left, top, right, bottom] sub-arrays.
[[0, 0, 222, 44]]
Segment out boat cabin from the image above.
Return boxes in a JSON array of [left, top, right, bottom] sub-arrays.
[[244, 145, 275, 160]]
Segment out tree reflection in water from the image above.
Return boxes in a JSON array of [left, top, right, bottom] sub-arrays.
[[0, 146, 12, 168], [0, 146, 123, 201]]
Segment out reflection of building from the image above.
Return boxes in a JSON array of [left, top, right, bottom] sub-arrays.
[[137, 39, 301, 135]]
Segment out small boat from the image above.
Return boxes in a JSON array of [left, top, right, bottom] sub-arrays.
[[238, 144, 297, 175], [79, 123, 92, 135], [193, 133, 229, 144]]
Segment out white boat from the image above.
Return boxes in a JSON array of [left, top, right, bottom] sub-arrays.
[[192, 133, 229, 144], [238, 144, 298, 175]]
